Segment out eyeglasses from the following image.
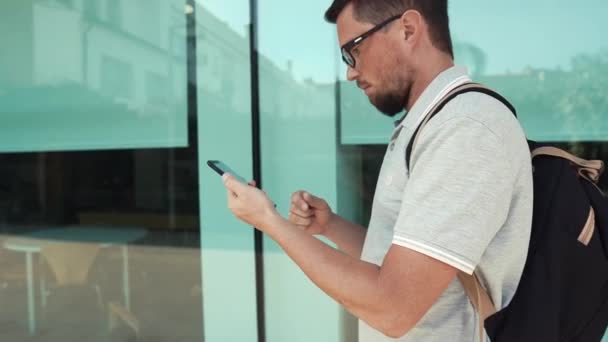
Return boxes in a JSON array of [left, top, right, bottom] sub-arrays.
[[340, 14, 402, 68]]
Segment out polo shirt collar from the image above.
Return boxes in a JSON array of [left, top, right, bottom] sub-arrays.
[[395, 65, 471, 129]]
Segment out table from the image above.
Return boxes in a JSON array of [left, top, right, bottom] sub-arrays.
[[3, 226, 147, 335]]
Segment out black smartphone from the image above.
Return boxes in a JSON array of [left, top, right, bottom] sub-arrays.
[[207, 160, 248, 184]]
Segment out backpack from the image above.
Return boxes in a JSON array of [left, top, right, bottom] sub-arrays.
[[405, 83, 608, 341]]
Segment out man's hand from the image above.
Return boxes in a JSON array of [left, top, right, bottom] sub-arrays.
[[222, 173, 279, 230], [288, 191, 334, 235]]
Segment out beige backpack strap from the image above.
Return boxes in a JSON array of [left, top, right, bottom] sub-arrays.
[[457, 272, 497, 342], [531, 146, 605, 184]]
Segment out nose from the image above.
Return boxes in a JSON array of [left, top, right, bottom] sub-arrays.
[[346, 66, 359, 81]]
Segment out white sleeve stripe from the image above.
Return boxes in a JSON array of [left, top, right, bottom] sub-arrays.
[[392, 236, 475, 274]]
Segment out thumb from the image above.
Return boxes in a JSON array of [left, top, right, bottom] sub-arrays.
[[302, 192, 326, 209], [223, 173, 245, 194]]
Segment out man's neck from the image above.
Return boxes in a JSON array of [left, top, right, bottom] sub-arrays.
[[405, 57, 455, 112]]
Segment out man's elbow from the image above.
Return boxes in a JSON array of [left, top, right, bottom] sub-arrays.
[[382, 324, 410, 339], [377, 313, 417, 339]]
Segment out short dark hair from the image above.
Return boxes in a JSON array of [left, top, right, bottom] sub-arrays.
[[325, 0, 453, 58]]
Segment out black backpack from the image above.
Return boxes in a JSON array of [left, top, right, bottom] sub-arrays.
[[405, 83, 608, 341]]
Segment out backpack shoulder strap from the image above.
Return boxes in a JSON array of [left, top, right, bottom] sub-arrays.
[[532, 146, 605, 184], [405, 83, 517, 172], [458, 272, 497, 342]]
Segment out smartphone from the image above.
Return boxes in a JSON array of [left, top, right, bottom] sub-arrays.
[[207, 160, 249, 184]]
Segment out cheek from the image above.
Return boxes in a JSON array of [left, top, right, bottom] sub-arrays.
[[360, 49, 390, 82], [374, 61, 400, 90], [383, 53, 408, 88]]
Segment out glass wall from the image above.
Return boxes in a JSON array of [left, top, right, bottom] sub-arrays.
[[0, 0, 188, 152], [0, 0, 202, 341], [196, 1, 258, 341], [340, 0, 608, 147], [257, 1, 352, 341], [0, 0, 606, 341]]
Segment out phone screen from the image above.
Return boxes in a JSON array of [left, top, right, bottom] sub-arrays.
[[207, 160, 248, 184]]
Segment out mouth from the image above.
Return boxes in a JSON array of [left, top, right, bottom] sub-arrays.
[[358, 83, 371, 95]]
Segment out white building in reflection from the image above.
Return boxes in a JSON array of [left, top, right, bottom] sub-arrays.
[[0, 0, 332, 119]]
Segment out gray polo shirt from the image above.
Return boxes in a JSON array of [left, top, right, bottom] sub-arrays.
[[359, 66, 533, 342]]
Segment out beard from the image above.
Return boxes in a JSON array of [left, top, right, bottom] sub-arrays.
[[369, 89, 408, 117], [368, 72, 410, 117]]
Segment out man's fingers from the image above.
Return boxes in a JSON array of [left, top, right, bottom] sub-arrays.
[[290, 191, 308, 210], [224, 183, 237, 199], [290, 193, 307, 210], [288, 212, 312, 227], [302, 192, 325, 208], [223, 173, 245, 194], [289, 208, 313, 219], [291, 191, 327, 211]]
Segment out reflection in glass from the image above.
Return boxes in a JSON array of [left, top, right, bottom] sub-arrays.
[[0, 151, 202, 341], [0, 1, 202, 341], [0, 0, 188, 153], [195, 1, 260, 341], [339, 1, 608, 145], [257, 1, 358, 342]]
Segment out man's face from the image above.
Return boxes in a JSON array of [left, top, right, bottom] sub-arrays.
[[336, 4, 413, 116]]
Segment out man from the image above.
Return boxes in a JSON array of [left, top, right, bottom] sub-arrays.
[[222, 0, 533, 341]]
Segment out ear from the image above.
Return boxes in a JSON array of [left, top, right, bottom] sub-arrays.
[[400, 10, 423, 43]]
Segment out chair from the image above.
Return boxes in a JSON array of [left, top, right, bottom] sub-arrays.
[[38, 241, 140, 341]]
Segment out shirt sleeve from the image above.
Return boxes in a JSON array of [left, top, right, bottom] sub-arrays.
[[392, 116, 515, 274]]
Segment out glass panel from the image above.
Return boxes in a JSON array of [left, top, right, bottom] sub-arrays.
[[340, 0, 608, 144], [0, 1, 203, 341], [452, 0, 608, 142], [340, 81, 395, 145], [195, 1, 259, 341], [0, 0, 188, 153], [257, 1, 355, 341], [0, 149, 203, 341]]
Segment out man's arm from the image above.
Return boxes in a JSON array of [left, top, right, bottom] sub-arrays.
[[323, 213, 367, 258], [288, 191, 367, 258], [265, 214, 458, 338], [223, 178, 456, 337], [223, 176, 458, 338]]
